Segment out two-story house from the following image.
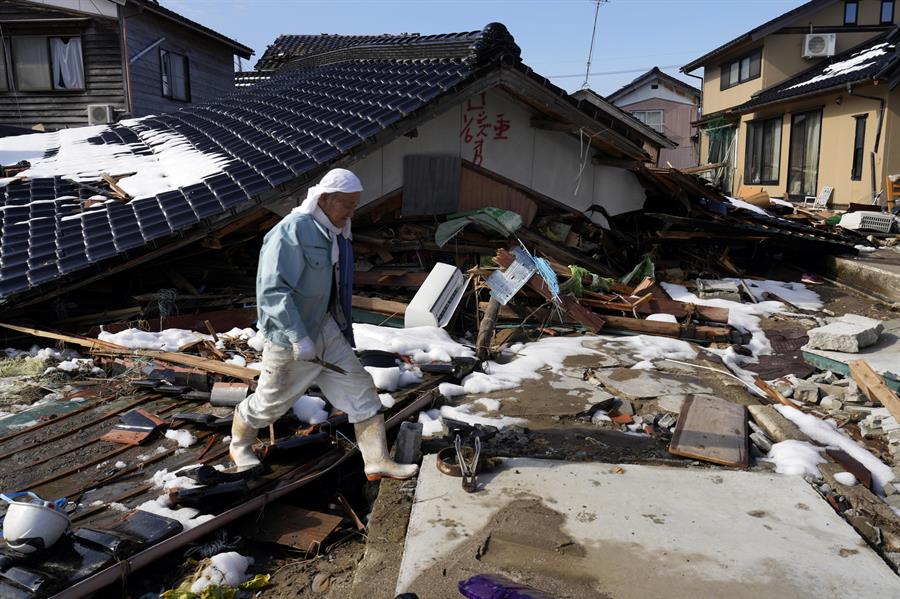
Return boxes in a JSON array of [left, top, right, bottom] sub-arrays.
[[0, 0, 252, 133], [683, 0, 900, 207], [605, 67, 701, 169]]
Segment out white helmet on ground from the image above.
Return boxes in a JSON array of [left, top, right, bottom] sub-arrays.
[[1, 492, 70, 554]]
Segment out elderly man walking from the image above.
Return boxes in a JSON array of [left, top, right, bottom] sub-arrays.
[[230, 168, 417, 480]]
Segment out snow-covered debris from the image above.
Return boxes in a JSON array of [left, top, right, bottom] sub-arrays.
[[0, 122, 234, 200], [291, 395, 329, 424], [418, 409, 444, 437], [775, 405, 895, 493], [137, 495, 214, 530], [97, 328, 209, 351], [364, 366, 423, 391], [353, 324, 474, 363], [148, 465, 202, 492], [164, 429, 197, 448], [189, 552, 253, 593], [439, 404, 526, 429]]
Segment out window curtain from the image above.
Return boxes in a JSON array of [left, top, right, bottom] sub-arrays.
[[51, 37, 84, 89], [12, 37, 51, 90], [170, 55, 187, 100], [788, 111, 822, 197]]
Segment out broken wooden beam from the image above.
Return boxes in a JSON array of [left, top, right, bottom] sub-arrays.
[[351, 295, 409, 316], [599, 314, 732, 342], [92, 347, 259, 380], [0, 322, 126, 351], [849, 359, 900, 422]]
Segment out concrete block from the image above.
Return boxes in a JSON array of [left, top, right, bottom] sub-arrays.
[[794, 381, 820, 404], [697, 278, 741, 301], [750, 431, 773, 453], [817, 384, 846, 400], [806, 317, 882, 353], [837, 314, 884, 335], [657, 413, 676, 429], [820, 396, 843, 411], [884, 483, 898, 497], [884, 494, 900, 509], [843, 392, 866, 404], [657, 395, 686, 414], [748, 405, 808, 442]]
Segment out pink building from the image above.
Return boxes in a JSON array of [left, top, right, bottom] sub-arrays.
[[606, 68, 701, 168]]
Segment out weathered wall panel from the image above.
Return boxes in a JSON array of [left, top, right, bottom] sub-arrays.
[[123, 5, 236, 117]]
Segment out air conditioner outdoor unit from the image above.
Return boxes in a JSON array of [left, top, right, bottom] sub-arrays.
[[803, 33, 836, 58], [404, 262, 471, 328], [87, 104, 116, 125]]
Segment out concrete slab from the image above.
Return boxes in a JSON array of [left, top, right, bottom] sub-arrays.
[[397, 457, 900, 598], [803, 318, 900, 390], [595, 367, 714, 399], [822, 249, 900, 303]]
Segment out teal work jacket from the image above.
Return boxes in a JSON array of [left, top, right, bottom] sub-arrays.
[[255, 212, 351, 348]]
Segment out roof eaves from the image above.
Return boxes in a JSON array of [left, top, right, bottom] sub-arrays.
[[130, 0, 253, 58], [573, 88, 677, 149], [681, 0, 837, 73]]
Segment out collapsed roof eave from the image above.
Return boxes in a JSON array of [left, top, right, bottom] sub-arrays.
[[571, 88, 677, 151]]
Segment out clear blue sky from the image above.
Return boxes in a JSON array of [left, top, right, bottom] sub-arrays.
[[160, 0, 806, 95]]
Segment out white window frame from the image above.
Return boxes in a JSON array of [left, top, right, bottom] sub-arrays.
[[632, 109, 665, 133]]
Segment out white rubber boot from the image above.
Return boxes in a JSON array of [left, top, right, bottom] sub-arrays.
[[354, 414, 419, 481], [229, 411, 261, 472]]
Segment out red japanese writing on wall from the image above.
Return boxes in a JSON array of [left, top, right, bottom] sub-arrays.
[[460, 92, 511, 166]]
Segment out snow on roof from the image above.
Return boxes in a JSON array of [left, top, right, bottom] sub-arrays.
[[785, 43, 894, 91], [0, 121, 234, 200]]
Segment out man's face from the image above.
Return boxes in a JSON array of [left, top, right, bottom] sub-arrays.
[[319, 191, 360, 227]]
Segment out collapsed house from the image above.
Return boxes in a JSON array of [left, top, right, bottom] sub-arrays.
[[0, 20, 899, 599]]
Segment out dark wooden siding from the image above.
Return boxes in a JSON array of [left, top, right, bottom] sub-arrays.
[[0, 4, 126, 131], [123, 6, 236, 117]]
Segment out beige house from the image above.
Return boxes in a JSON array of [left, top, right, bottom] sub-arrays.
[[683, 0, 900, 207]]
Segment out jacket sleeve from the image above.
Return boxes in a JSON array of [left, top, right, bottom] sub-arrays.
[[257, 220, 309, 344]]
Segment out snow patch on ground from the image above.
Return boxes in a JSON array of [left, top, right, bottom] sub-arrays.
[[440, 404, 526, 429], [834, 472, 858, 486], [148, 465, 202, 492], [776, 405, 895, 493], [378, 393, 396, 408], [766, 440, 826, 477], [364, 366, 423, 391]]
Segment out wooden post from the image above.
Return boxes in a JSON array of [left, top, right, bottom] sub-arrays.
[[476, 297, 501, 360]]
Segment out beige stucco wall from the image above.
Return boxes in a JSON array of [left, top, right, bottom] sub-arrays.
[[700, 0, 899, 115], [731, 86, 894, 206]]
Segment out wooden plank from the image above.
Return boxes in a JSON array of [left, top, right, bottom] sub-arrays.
[[753, 378, 795, 407], [600, 315, 732, 342], [351, 295, 409, 316], [101, 172, 131, 201], [91, 347, 259, 380], [849, 359, 900, 422], [0, 322, 126, 350], [354, 271, 429, 287], [669, 395, 749, 467]]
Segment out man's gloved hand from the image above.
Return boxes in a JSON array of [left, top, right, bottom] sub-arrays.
[[291, 337, 316, 361]]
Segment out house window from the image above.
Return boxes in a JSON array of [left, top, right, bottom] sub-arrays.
[[882, 1, 895, 23], [845, 1, 858, 25], [720, 50, 761, 90], [787, 110, 823, 197], [744, 117, 782, 185], [8, 36, 84, 92], [160, 49, 190, 102], [632, 109, 664, 133], [851, 115, 867, 181]]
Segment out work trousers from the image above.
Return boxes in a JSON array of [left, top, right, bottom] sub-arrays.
[[237, 316, 381, 428]]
